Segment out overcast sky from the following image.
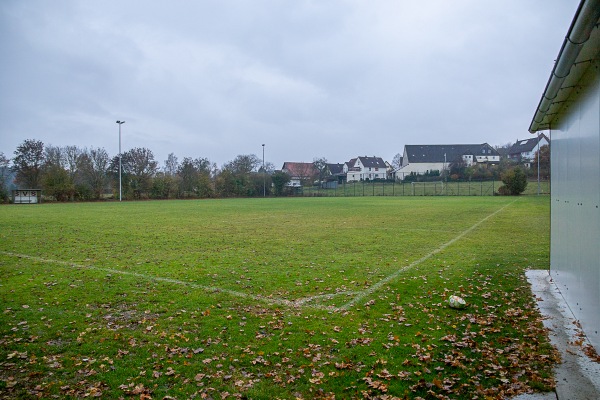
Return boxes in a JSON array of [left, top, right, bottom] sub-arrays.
[[0, 0, 578, 169]]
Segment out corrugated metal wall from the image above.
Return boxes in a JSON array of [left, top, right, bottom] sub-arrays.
[[550, 61, 600, 351]]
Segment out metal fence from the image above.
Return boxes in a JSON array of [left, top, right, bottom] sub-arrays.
[[296, 180, 550, 197]]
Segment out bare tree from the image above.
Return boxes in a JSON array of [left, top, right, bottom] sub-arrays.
[[178, 157, 202, 197], [223, 154, 261, 174], [44, 145, 65, 168], [12, 139, 45, 188], [64, 145, 82, 178], [120, 147, 158, 199], [313, 157, 328, 182], [164, 153, 179, 176], [78, 147, 110, 200], [391, 153, 403, 170], [217, 154, 263, 197], [296, 163, 318, 186], [0, 152, 11, 201], [41, 145, 76, 201], [264, 162, 275, 173]]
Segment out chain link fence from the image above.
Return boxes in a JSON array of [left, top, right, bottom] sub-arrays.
[[295, 179, 550, 197]]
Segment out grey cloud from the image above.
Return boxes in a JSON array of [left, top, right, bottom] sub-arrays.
[[0, 0, 579, 168]]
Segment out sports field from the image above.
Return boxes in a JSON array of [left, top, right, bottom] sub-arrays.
[[0, 197, 557, 399]]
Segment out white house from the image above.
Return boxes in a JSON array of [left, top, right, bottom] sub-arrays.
[[344, 156, 388, 182], [529, 0, 600, 352], [508, 134, 549, 164], [397, 144, 500, 178]]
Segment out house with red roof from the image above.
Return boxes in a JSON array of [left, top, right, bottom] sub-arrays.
[[281, 162, 319, 187]]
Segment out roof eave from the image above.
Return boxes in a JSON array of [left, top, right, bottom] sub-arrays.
[[529, 0, 600, 133]]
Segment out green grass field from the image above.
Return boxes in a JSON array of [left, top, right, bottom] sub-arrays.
[[0, 197, 557, 399]]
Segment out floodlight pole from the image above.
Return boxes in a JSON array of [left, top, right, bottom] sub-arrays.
[[443, 152, 446, 176], [262, 144, 265, 197], [537, 131, 541, 195], [116, 120, 125, 201], [444, 152, 447, 195]]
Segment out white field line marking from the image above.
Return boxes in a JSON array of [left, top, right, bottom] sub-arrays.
[[0, 251, 333, 310], [294, 291, 362, 306], [337, 200, 518, 311], [1, 200, 515, 312]]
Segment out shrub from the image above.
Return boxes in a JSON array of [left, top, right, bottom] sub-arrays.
[[498, 167, 528, 195]]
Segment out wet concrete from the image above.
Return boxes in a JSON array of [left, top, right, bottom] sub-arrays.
[[510, 270, 600, 400]]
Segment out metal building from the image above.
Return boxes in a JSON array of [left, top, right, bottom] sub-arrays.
[[529, 0, 600, 352]]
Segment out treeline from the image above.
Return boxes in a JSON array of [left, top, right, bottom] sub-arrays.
[[0, 139, 291, 202], [0, 139, 550, 202]]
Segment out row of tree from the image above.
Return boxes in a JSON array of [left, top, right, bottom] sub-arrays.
[[1, 139, 292, 202], [1, 139, 549, 202]]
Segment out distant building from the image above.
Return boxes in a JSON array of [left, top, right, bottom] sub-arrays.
[[322, 163, 346, 187], [508, 134, 549, 166], [281, 162, 318, 187], [398, 144, 499, 177]]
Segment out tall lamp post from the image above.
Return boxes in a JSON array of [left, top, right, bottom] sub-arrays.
[[116, 120, 125, 201], [443, 152, 447, 195], [262, 144, 265, 197], [537, 131, 541, 195]]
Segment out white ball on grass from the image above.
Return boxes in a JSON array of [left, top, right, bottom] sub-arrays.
[[448, 295, 467, 309]]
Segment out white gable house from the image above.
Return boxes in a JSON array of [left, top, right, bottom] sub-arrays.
[[344, 156, 388, 182], [508, 134, 549, 165]]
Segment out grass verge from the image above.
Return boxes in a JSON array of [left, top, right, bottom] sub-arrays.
[[0, 196, 557, 399]]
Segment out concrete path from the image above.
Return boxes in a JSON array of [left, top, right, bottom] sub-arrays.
[[510, 270, 600, 400]]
